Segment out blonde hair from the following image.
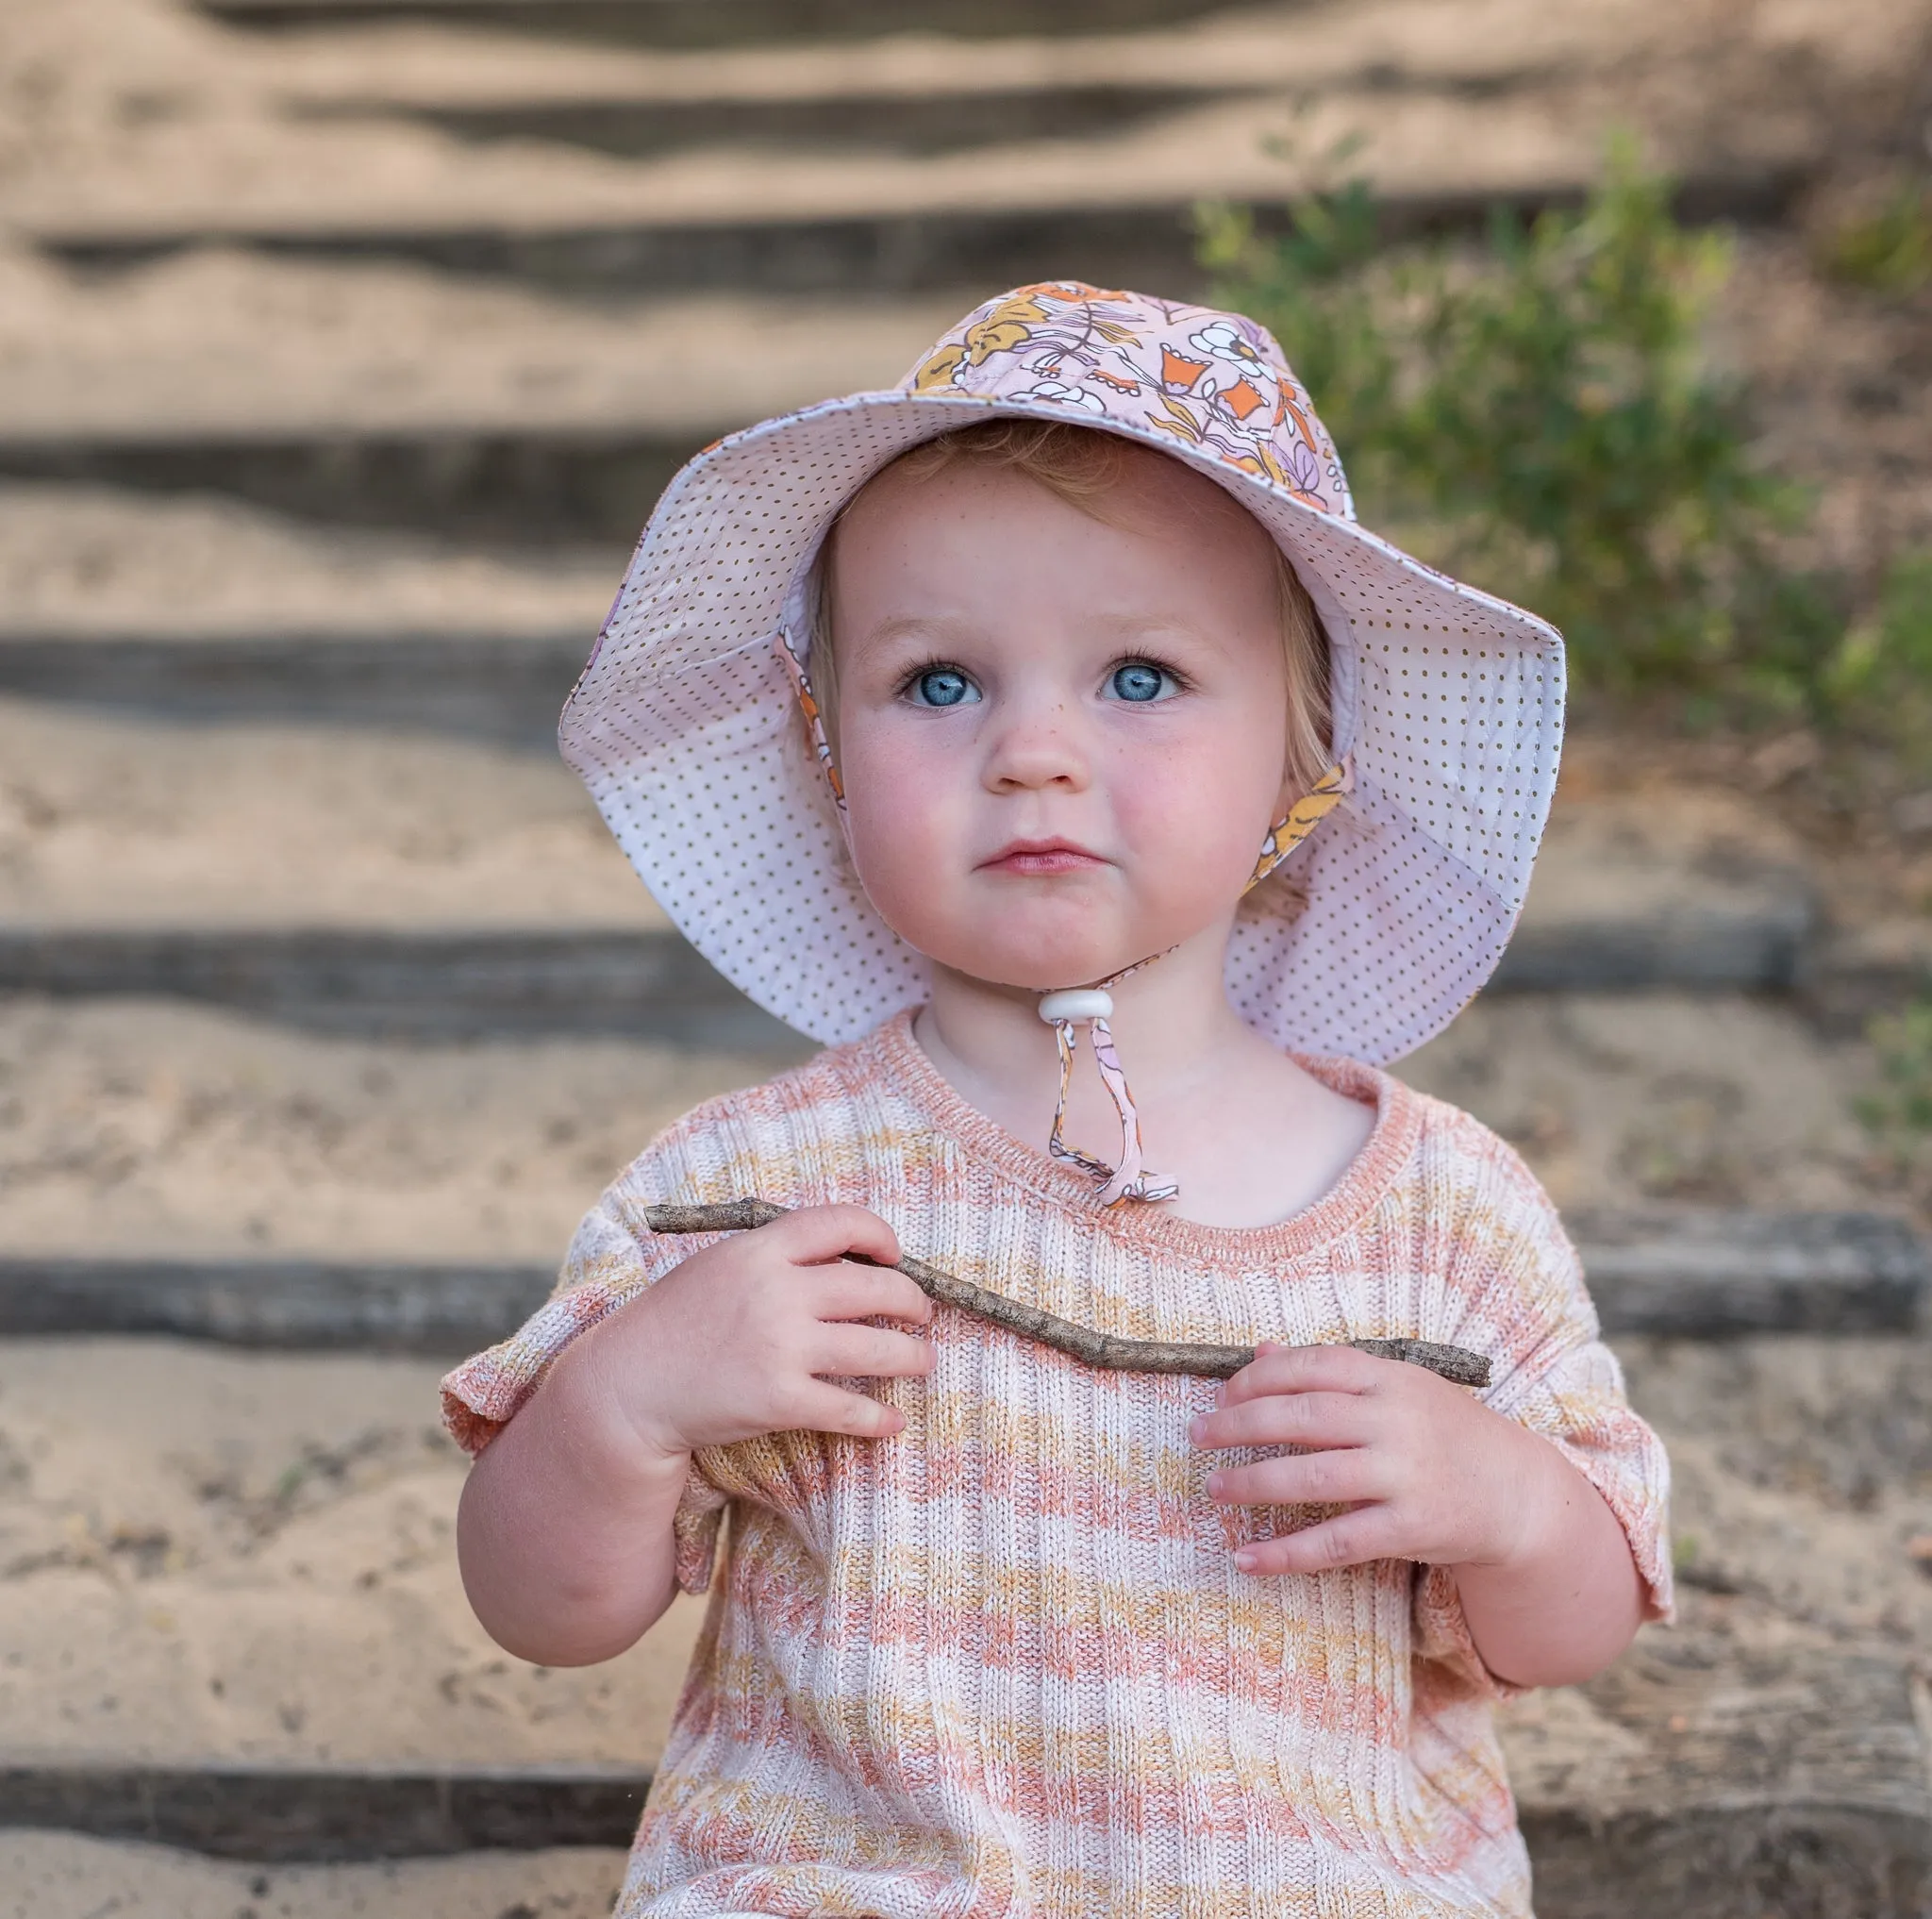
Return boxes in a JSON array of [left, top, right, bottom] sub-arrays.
[[806, 418, 1334, 800]]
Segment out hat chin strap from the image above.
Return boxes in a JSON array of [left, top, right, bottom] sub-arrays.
[[1037, 953, 1177, 1208]]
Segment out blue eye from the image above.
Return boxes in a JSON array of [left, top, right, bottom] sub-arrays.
[[911, 667, 978, 708], [1109, 661, 1169, 703]]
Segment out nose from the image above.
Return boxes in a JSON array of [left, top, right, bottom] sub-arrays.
[[982, 685, 1092, 794]]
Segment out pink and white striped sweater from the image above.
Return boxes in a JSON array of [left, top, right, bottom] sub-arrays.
[[443, 1011, 1671, 1917]]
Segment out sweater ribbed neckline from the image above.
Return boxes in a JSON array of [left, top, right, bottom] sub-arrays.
[[867, 1007, 1424, 1266]]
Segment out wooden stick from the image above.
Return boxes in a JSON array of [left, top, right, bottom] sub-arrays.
[[643, 1198, 1491, 1390]]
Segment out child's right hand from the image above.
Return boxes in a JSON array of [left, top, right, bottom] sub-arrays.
[[458, 1204, 931, 1665], [575, 1204, 936, 1460]]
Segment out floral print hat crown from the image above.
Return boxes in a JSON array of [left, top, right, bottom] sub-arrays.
[[560, 282, 1567, 1197]]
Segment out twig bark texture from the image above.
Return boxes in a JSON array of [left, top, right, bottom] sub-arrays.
[[644, 1197, 1491, 1390]]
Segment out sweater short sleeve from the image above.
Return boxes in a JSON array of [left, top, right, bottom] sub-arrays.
[[1408, 1112, 1674, 1699], [440, 1183, 729, 1596]]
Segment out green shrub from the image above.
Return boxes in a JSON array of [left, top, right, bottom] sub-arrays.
[[1820, 548, 1932, 763], [1196, 141, 1835, 703], [1822, 177, 1932, 295], [1857, 992, 1932, 1159]]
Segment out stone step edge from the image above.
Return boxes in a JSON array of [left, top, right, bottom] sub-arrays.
[[0, 1761, 643, 1861], [1, 1759, 1919, 1868], [0, 631, 592, 747], [31, 165, 1807, 284], [0, 928, 796, 1047], [2, 1211, 1920, 1352], [0, 909, 1820, 1040], [194, 0, 1239, 43]]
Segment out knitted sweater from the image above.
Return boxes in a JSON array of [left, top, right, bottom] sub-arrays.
[[443, 1011, 1672, 1918]]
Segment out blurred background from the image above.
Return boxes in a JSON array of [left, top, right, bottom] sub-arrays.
[[0, 0, 1929, 1912]]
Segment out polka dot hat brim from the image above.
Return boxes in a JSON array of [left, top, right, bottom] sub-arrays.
[[560, 283, 1565, 1064]]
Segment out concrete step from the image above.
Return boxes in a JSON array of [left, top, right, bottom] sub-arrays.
[[0, 627, 593, 744], [0, 1335, 1922, 1916], [4, 1210, 1920, 1355]]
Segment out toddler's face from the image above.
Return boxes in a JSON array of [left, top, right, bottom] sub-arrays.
[[827, 444, 1297, 993]]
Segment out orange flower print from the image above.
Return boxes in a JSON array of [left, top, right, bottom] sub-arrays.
[[1160, 346, 1209, 390], [1218, 378, 1268, 422]]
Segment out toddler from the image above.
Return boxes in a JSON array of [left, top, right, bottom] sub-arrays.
[[443, 282, 1671, 1916]]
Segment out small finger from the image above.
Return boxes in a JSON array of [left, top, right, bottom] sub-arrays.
[[764, 1203, 902, 1272], [1230, 1508, 1398, 1577], [1217, 1342, 1384, 1409], [788, 1381, 908, 1441], [1207, 1448, 1380, 1510], [814, 1324, 936, 1381], [1191, 1389, 1374, 1452], [809, 1263, 935, 1327]]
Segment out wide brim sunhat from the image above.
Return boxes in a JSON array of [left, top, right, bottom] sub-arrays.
[[560, 281, 1564, 1065]]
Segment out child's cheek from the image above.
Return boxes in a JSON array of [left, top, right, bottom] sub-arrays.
[[841, 732, 964, 942], [1104, 730, 1272, 909]]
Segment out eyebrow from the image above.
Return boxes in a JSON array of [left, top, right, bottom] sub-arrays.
[[849, 616, 960, 651], [850, 611, 1217, 653]]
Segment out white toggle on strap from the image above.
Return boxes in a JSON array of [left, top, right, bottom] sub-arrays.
[[1037, 989, 1114, 1025]]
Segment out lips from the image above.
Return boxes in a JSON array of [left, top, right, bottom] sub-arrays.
[[979, 838, 1108, 876]]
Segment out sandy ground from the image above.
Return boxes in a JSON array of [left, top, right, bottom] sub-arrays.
[[0, 698, 667, 930], [1402, 993, 1880, 1213], [0, 991, 1878, 1264], [1623, 1333, 1932, 1642], [0, 485, 619, 638], [0, 1341, 707, 1769], [0, 999, 797, 1260]]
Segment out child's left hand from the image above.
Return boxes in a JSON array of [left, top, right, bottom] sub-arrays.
[[1189, 1341, 1555, 1577]]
